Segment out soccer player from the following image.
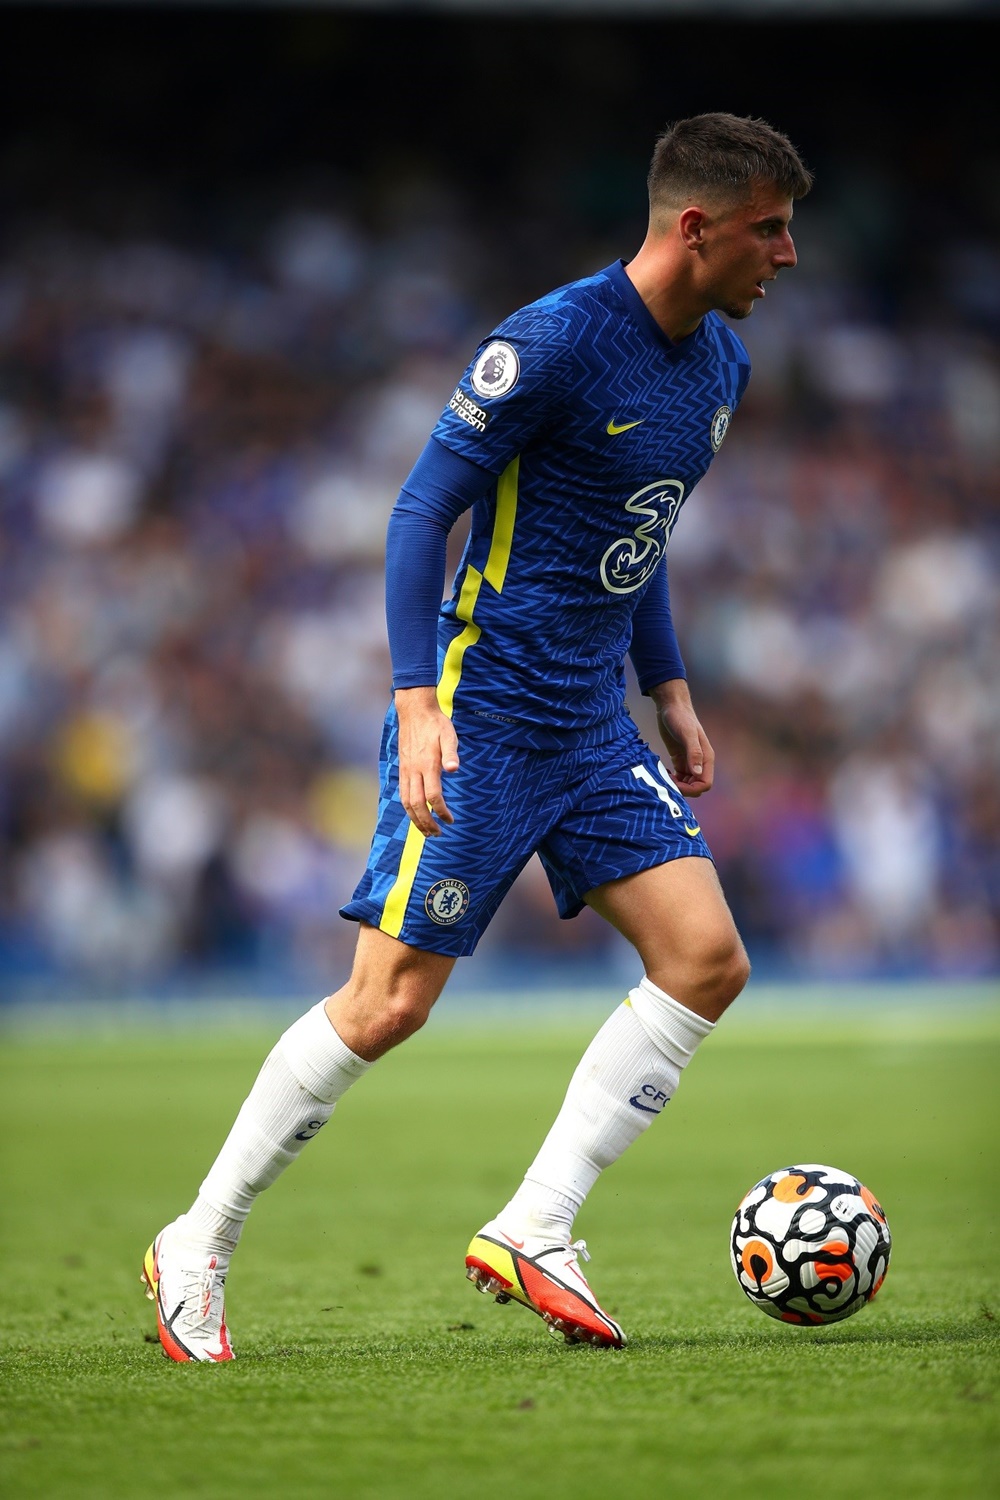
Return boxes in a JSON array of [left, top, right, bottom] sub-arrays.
[[142, 113, 811, 1361]]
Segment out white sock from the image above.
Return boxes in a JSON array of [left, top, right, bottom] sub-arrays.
[[496, 977, 714, 1244], [176, 1001, 371, 1257]]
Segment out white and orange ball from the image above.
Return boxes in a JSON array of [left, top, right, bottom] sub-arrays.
[[730, 1164, 891, 1325]]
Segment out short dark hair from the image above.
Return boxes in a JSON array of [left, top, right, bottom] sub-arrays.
[[648, 113, 813, 217]]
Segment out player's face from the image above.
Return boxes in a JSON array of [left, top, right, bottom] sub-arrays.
[[702, 184, 797, 321]]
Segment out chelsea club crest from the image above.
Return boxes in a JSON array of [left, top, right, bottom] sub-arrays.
[[710, 405, 732, 452], [425, 878, 471, 925]]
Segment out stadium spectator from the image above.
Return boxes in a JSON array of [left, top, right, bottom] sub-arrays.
[[0, 186, 997, 994]]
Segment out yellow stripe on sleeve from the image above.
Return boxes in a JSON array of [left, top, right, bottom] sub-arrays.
[[436, 566, 484, 718], [379, 819, 427, 939], [483, 455, 519, 593], [436, 455, 520, 718]]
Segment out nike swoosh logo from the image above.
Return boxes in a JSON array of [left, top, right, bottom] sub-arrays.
[[607, 418, 644, 435], [684, 824, 701, 837], [499, 1233, 525, 1250]]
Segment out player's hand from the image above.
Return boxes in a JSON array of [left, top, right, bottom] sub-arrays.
[[651, 679, 715, 798], [394, 687, 460, 836]]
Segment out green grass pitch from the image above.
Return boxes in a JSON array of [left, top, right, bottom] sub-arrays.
[[1, 994, 998, 1499]]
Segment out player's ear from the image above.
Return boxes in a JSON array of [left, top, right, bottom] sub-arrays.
[[677, 206, 709, 250]]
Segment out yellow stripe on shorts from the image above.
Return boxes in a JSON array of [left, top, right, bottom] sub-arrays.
[[379, 820, 427, 939]]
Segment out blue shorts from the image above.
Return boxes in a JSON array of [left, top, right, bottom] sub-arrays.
[[340, 709, 713, 957]]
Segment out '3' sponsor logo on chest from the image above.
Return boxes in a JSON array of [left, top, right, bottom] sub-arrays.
[[600, 479, 685, 595]]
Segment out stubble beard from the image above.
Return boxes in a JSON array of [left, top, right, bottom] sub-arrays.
[[722, 301, 754, 321]]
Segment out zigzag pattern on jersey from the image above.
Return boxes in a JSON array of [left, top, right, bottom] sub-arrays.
[[432, 264, 751, 745]]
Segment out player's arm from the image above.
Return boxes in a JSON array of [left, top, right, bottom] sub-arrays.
[[386, 437, 493, 835], [391, 306, 574, 833], [649, 678, 715, 798], [629, 564, 715, 798]]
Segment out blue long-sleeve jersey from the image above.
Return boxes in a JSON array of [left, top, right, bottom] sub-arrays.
[[386, 259, 750, 750]]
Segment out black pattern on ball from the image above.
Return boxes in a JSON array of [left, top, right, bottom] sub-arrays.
[[730, 1163, 891, 1325]]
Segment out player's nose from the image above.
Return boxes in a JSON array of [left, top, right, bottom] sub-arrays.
[[773, 229, 797, 269]]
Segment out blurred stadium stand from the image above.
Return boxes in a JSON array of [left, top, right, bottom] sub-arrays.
[[0, 9, 997, 998]]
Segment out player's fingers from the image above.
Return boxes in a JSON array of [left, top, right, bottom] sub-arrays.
[[440, 721, 460, 773], [401, 771, 441, 836], [669, 748, 701, 790], [421, 766, 455, 828], [682, 731, 705, 782], [670, 755, 708, 798], [696, 734, 716, 791], [680, 772, 712, 799], [679, 728, 715, 794], [427, 791, 454, 826]]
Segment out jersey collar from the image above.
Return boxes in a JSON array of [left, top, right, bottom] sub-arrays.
[[604, 259, 705, 357]]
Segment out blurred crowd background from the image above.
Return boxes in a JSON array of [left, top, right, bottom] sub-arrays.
[[0, 9, 998, 997]]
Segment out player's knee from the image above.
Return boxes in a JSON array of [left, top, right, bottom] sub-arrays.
[[344, 982, 434, 1056], [697, 927, 750, 1014], [327, 958, 443, 1059], [647, 923, 749, 1020], [718, 936, 751, 1005], [378, 983, 436, 1045]]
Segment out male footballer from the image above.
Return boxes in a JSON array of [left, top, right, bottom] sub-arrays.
[[143, 113, 811, 1360]]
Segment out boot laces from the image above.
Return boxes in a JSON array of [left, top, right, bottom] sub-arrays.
[[196, 1257, 221, 1323], [171, 1248, 227, 1329]]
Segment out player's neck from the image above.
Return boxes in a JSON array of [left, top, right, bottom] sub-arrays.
[[624, 241, 706, 344]]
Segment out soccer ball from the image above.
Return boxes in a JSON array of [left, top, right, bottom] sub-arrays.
[[730, 1163, 891, 1325]]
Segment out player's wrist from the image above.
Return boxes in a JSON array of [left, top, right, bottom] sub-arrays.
[[650, 677, 692, 711], [394, 684, 445, 721]]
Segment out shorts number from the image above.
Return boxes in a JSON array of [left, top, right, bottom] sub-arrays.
[[631, 760, 683, 818]]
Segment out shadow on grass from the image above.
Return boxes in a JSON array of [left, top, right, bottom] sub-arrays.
[[633, 1320, 999, 1354]]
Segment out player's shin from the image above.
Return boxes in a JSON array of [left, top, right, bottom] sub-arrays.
[[177, 1000, 372, 1255], [496, 977, 714, 1243]]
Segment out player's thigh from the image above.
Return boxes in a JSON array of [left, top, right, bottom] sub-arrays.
[[352, 919, 456, 1001], [587, 858, 749, 1021]]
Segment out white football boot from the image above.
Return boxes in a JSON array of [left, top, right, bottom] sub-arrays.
[[466, 1218, 626, 1348], [141, 1221, 234, 1363]]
